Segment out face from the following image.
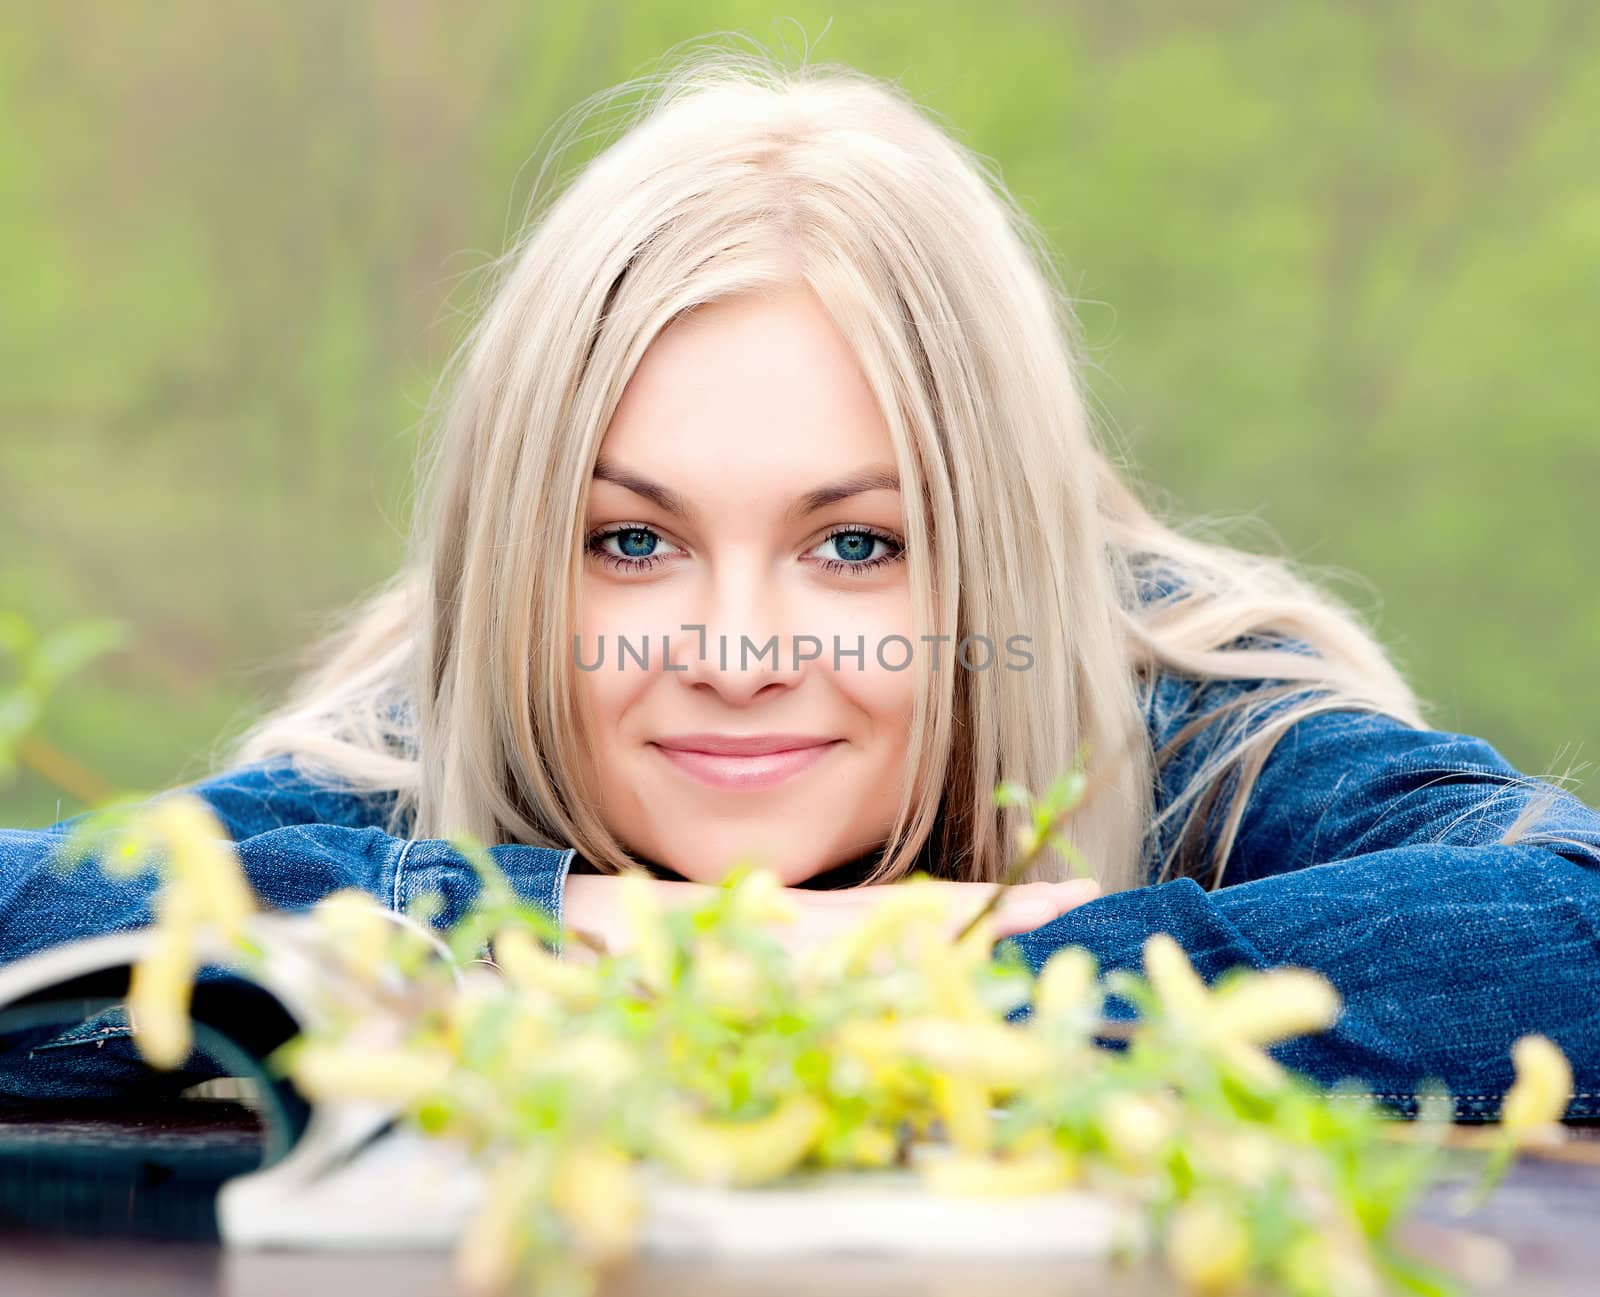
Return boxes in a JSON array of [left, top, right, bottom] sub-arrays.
[[574, 283, 917, 885]]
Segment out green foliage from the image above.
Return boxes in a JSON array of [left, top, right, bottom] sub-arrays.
[[53, 753, 1571, 1295], [106, 831, 1528, 1297], [0, 612, 126, 780]]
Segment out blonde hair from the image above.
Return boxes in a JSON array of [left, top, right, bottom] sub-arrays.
[[228, 40, 1521, 896]]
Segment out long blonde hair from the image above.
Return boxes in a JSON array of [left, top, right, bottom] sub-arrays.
[[227, 41, 1522, 896]]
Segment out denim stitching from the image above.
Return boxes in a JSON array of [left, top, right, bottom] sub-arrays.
[[1328, 1091, 1600, 1121], [31, 1024, 133, 1050], [551, 847, 576, 956], [1327, 1092, 1600, 1102], [392, 837, 417, 913]]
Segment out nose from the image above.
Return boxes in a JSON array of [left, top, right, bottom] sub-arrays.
[[666, 558, 804, 704]]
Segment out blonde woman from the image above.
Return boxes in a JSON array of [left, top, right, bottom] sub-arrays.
[[5, 46, 1598, 1121]]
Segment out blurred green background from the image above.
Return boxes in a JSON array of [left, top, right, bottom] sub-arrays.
[[3, 2, 1596, 826]]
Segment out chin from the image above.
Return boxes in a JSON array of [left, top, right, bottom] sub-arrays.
[[652, 831, 833, 888]]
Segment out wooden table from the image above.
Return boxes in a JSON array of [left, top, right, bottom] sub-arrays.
[[1, 1106, 1596, 1295]]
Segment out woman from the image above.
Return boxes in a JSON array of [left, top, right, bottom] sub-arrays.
[[4, 48, 1598, 1118]]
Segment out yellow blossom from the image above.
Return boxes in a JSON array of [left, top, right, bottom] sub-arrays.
[[802, 878, 951, 981], [1013, 824, 1042, 857], [830, 1017, 902, 1066], [1280, 1233, 1385, 1297], [496, 1003, 556, 1076], [456, 1151, 545, 1293], [1165, 1197, 1250, 1293], [828, 1121, 899, 1169], [448, 991, 553, 1081], [444, 981, 514, 1057], [689, 936, 763, 1021], [931, 1073, 993, 1154], [831, 1015, 1047, 1093], [552, 1031, 637, 1093], [492, 926, 600, 1008], [652, 1094, 825, 1187], [290, 1043, 455, 1104], [920, 1147, 1077, 1196], [104, 792, 257, 1079], [548, 1141, 641, 1258], [1188, 1126, 1280, 1191], [1215, 1041, 1290, 1092], [1141, 935, 1342, 1089], [725, 868, 800, 926], [97, 818, 157, 880], [313, 888, 394, 982], [1099, 1092, 1177, 1169], [828, 1020, 927, 1106], [1033, 945, 1100, 1023], [898, 1017, 1051, 1091], [617, 871, 675, 992], [911, 918, 990, 1022], [152, 875, 206, 928], [145, 794, 255, 940], [1208, 970, 1342, 1045], [1143, 933, 1212, 1022], [128, 921, 198, 1069], [1501, 1034, 1573, 1136]]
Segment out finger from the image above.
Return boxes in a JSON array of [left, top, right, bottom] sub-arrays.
[[988, 878, 1102, 937]]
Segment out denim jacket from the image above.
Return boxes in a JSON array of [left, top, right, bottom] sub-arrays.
[[2, 660, 1598, 1120]]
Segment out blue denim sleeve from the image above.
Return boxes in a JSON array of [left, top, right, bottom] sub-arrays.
[[3, 755, 577, 962], [1008, 691, 1600, 1121], [0, 757, 575, 1100]]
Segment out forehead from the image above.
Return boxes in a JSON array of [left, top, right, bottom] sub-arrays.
[[598, 286, 894, 493]]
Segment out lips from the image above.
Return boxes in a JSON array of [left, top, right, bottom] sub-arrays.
[[650, 735, 843, 791], [654, 733, 838, 756]]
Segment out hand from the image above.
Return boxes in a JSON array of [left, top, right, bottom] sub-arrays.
[[760, 878, 1102, 958], [560, 872, 1101, 962], [561, 873, 716, 962]]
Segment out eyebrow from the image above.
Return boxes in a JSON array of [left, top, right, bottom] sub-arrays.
[[591, 457, 901, 522]]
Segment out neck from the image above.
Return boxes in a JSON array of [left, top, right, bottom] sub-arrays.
[[583, 810, 947, 890]]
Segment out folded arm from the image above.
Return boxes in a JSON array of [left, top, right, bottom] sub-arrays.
[[1008, 700, 1600, 1120], [0, 757, 574, 1099]]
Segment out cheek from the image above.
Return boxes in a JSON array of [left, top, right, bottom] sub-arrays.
[[830, 653, 918, 734], [818, 590, 919, 738], [574, 581, 658, 749]]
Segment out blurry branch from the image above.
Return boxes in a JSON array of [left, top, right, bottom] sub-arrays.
[[0, 612, 127, 803], [958, 728, 1140, 943], [14, 735, 118, 807]]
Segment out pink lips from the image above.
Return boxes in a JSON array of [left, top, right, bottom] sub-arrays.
[[651, 734, 843, 792]]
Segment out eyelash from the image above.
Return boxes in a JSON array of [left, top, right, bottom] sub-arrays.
[[583, 525, 905, 577]]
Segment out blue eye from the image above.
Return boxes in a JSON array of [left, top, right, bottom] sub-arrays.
[[586, 524, 905, 576], [587, 525, 680, 572], [830, 532, 876, 562], [812, 528, 904, 575], [616, 528, 658, 558]]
